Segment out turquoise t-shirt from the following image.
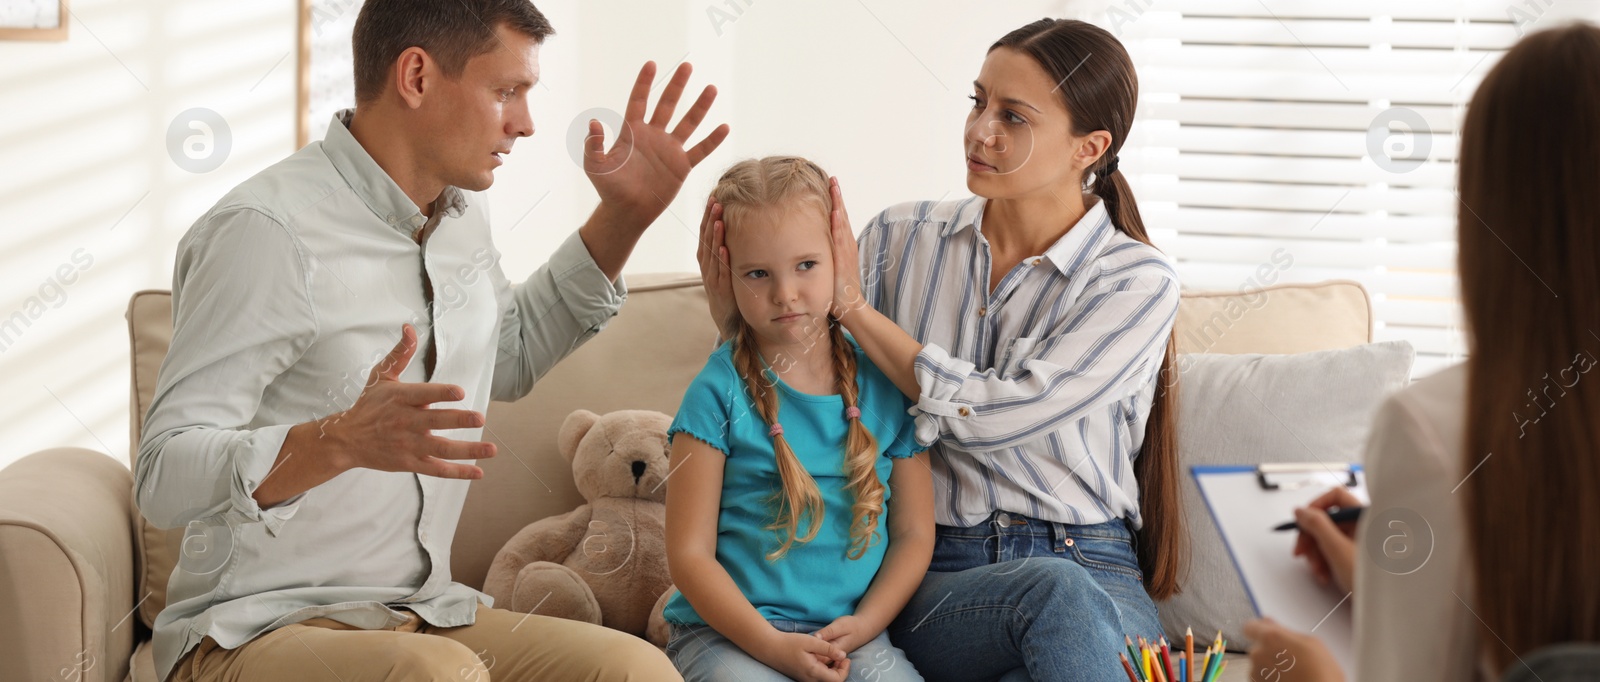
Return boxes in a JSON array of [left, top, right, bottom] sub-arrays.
[[663, 332, 927, 626]]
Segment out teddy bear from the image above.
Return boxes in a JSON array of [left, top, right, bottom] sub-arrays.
[[483, 409, 678, 646]]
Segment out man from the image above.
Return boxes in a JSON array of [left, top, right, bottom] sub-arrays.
[[134, 1, 727, 679]]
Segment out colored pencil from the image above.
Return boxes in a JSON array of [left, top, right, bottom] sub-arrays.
[[1114, 627, 1226, 682], [1207, 631, 1224, 681], [1185, 627, 1194, 682], [1120, 652, 1141, 682], [1202, 644, 1224, 682]]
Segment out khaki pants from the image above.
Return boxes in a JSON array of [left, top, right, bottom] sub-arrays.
[[169, 603, 681, 682]]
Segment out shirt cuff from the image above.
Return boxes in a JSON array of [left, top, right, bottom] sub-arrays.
[[228, 423, 304, 537], [910, 342, 978, 447], [551, 230, 628, 329]]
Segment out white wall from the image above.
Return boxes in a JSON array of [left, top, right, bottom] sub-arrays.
[[0, 0, 1087, 471], [489, 0, 1086, 282], [0, 0, 300, 469]]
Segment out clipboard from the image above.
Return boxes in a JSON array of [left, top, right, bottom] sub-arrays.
[[1192, 463, 1368, 673]]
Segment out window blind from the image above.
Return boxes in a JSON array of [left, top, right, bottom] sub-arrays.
[[1114, 1, 1551, 376]]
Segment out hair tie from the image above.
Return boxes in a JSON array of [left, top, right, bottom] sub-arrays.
[[844, 406, 861, 420], [768, 423, 784, 437], [1100, 155, 1120, 178]]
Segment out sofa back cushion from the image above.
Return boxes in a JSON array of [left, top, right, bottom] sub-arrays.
[[1174, 280, 1371, 354], [127, 290, 175, 631], [127, 275, 1370, 629]]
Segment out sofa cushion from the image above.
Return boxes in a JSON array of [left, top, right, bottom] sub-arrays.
[[1158, 340, 1415, 651], [127, 290, 178, 631], [1175, 280, 1371, 355]]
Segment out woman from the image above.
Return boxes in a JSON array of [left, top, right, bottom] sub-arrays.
[[698, 19, 1183, 682], [1244, 22, 1600, 682]]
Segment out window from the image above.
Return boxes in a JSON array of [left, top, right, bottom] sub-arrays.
[[1115, 0, 1558, 376]]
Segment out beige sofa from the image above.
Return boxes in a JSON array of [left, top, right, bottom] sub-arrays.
[[0, 273, 1371, 682]]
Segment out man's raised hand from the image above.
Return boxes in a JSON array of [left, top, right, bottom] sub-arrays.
[[583, 61, 730, 223]]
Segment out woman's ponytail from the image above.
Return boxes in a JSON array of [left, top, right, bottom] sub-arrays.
[[995, 18, 1185, 599]]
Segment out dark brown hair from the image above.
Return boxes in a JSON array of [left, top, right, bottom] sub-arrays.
[[351, 0, 554, 104], [1458, 22, 1600, 671], [714, 156, 887, 562], [992, 19, 1185, 600]]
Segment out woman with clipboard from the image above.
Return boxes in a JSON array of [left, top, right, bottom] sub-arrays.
[[1243, 22, 1600, 682]]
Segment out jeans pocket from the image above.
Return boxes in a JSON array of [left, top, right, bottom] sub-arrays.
[[929, 532, 995, 572], [1066, 534, 1145, 582]]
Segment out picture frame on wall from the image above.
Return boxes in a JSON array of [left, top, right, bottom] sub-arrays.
[[296, 0, 365, 149], [0, 0, 69, 41]]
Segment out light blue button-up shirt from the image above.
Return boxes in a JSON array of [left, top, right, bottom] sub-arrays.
[[135, 107, 628, 681]]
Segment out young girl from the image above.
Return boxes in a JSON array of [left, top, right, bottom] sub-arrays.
[[663, 156, 935, 682]]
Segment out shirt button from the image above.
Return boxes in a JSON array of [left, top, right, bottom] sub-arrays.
[[978, 307, 988, 317], [1031, 258, 1042, 266], [958, 406, 971, 417]]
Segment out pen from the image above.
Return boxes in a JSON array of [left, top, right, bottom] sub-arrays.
[[1273, 505, 1365, 531]]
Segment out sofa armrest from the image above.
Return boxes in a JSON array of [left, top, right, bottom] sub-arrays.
[[0, 448, 139, 682]]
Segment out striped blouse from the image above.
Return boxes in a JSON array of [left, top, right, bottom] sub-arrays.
[[857, 195, 1180, 529]]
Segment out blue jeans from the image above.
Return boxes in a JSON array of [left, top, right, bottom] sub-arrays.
[[667, 618, 924, 682], [886, 511, 1163, 682]]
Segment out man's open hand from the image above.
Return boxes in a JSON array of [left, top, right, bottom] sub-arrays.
[[583, 61, 730, 224], [321, 323, 496, 479]]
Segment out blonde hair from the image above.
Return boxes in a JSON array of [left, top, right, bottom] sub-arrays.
[[712, 156, 886, 562]]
